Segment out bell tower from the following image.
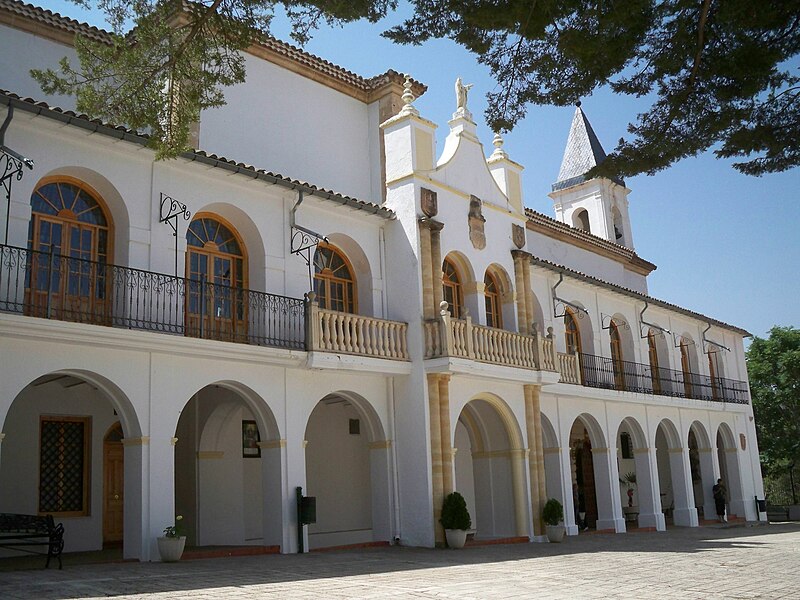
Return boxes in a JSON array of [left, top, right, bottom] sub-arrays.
[[548, 103, 634, 250]]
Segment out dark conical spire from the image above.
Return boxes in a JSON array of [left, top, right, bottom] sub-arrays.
[[552, 104, 618, 191]]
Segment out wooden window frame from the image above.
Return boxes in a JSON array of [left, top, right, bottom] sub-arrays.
[[680, 340, 693, 398], [313, 242, 357, 314], [609, 320, 625, 391], [564, 308, 582, 355], [442, 258, 463, 319], [647, 330, 662, 394], [483, 271, 503, 329], [39, 415, 92, 517]]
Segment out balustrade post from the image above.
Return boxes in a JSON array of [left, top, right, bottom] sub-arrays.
[[464, 308, 475, 359], [438, 301, 454, 356], [199, 273, 206, 338], [305, 292, 319, 351]]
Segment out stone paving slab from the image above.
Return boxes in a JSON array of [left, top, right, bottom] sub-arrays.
[[0, 523, 799, 599]]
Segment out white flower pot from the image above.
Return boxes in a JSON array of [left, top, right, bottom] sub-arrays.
[[157, 536, 186, 562], [546, 524, 565, 543], [445, 528, 467, 549]]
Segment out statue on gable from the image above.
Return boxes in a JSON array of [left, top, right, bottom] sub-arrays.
[[455, 77, 474, 118]]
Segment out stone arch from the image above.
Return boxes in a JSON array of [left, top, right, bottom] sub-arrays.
[[454, 393, 527, 539], [192, 202, 266, 291], [655, 417, 697, 526], [304, 390, 391, 549], [568, 413, 617, 531], [614, 416, 662, 529], [572, 208, 591, 233], [656, 418, 682, 450], [0, 369, 144, 558], [324, 233, 375, 316], [715, 421, 744, 519], [33, 167, 131, 265], [175, 381, 283, 549]]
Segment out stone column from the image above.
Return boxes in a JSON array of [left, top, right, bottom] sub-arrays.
[[438, 375, 453, 497], [524, 384, 547, 536], [510, 448, 531, 537], [369, 440, 394, 542], [670, 448, 698, 527], [418, 222, 434, 319], [512, 251, 529, 334], [560, 445, 578, 535], [592, 447, 625, 532], [698, 447, 717, 521], [722, 447, 746, 519], [427, 373, 444, 545], [258, 439, 286, 548], [634, 447, 666, 531], [430, 221, 444, 312]]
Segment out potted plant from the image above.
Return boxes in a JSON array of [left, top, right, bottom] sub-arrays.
[[542, 498, 565, 542], [440, 491, 471, 549], [621, 471, 638, 521], [157, 515, 185, 562]]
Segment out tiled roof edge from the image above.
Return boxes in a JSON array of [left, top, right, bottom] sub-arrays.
[[0, 0, 426, 99], [528, 255, 751, 337], [1, 90, 394, 220], [524, 207, 657, 271]]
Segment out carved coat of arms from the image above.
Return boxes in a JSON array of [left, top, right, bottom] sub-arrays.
[[512, 224, 525, 249], [468, 195, 486, 250], [421, 188, 438, 218]]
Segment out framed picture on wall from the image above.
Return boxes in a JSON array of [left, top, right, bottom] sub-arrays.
[[242, 420, 261, 458]]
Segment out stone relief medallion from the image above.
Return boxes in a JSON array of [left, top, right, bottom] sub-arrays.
[[421, 187, 438, 217], [468, 195, 486, 250], [512, 224, 525, 249]]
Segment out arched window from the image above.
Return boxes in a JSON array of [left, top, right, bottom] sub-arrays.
[[186, 215, 247, 340], [609, 320, 625, 391], [564, 308, 582, 355], [484, 271, 502, 329], [612, 206, 625, 245], [573, 209, 591, 233], [647, 329, 662, 395], [707, 348, 721, 401], [442, 258, 463, 319], [314, 243, 356, 313], [27, 179, 113, 321], [680, 339, 693, 398]]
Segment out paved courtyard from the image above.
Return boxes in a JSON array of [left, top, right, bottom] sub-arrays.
[[1, 523, 799, 599]]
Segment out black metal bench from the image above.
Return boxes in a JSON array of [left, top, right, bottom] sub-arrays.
[[0, 513, 64, 569]]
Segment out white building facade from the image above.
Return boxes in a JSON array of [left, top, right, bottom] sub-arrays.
[[0, 0, 764, 562]]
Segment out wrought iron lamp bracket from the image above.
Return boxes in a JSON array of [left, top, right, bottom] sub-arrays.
[[291, 225, 327, 291], [601, 313, 629, 331], [1, 106, 35, 244], [701, 323, 731, 353], [159, 192, 191, 276], [551, 273, 589, 319], [638, 301, 671, 339]]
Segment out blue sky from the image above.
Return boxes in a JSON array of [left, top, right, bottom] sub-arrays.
[[29, 1, 800, 341]]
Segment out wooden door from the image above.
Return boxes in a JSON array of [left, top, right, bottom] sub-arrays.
[[103, 437, 124, 544]]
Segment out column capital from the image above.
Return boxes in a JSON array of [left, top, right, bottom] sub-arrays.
[[122, 436, 150, 447], [590, 447, 610, 454], [170, 437, 178, 446], [368, 440, 392, 450], [511, 249, 533, 262], [259, 439, 286, 449], [418, 217, 445, 232]]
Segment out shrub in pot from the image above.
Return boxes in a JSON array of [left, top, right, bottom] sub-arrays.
[[440, 491, 471, 549], [542, 498, 565, 543]]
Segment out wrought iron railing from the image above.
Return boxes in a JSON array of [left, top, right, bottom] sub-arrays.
[[569, 351, 749, 404], [0, 244, 305, 349]]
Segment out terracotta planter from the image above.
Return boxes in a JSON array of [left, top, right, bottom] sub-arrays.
[[546, 524, 565, 543], [445, 528, 467, 549], [157, 536, 186, 562]]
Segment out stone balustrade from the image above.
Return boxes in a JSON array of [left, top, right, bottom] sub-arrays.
[[309, 304, 409, 360], [558, 352, 581, 384], [424, 306, 558, 372]]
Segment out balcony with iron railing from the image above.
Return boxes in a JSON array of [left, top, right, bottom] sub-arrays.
[[0, 244, 409, 361], [556, 350, 749, 404]]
